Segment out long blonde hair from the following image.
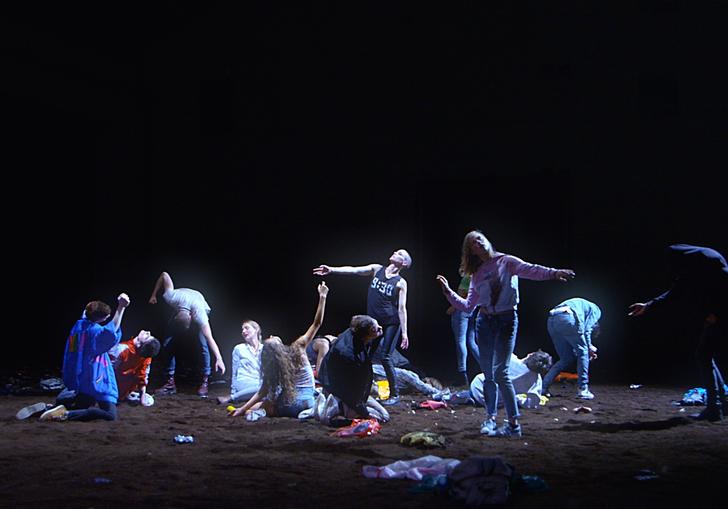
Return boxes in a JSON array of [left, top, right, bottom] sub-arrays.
[[459, 230, 496, 276]]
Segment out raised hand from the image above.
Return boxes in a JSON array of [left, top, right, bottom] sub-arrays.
[[435, 275, 451, 293], [318, 281, 329, 297], [313, 265, 331, 276], [117, 293, 131, 308]]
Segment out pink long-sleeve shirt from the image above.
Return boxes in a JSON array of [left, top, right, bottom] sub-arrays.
[[446, 253, 559, 314]]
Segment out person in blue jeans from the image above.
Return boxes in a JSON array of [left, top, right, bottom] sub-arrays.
[[148, 271, 226, 397], [230, 282, 328, 419], [436, 230, 575, 438], [541, 298, 601, 400], [447, 271, 480, 387]]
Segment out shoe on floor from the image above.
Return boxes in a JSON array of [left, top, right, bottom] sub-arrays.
[[197, 377, 209, 398], [16, 402, 49, 420], [156, 377, 177, 396], [689, 408, 723, 422], [492, 422, 522, 438], [245, 408, 266, 421], [40, 405, 68, 422], [577, 386, 594, 400], [381, 395, 400, 406], [480, 418, 497, 436]]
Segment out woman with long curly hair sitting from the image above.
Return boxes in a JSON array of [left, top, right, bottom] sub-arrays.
[[229, 282, 328, 419]]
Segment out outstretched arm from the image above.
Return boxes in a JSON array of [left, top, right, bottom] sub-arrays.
[[629, 278, 685, 317], [292, 282, 329, 350], [313, 263, 381, 277], [111, 293, 131, 330], [149, 272, 174, 304], [200, 322, 226, 375], [397, 279, 409, 349], [507, 256, 575, 282], [436, 274, 479, 313]]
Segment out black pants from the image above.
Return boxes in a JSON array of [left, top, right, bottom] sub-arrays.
[[695, 316, 727, 412], [59, 391, 118, 422], [376, 324, 401, 398]]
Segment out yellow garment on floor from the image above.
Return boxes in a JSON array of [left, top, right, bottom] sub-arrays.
[[376, 380, 390, 400]]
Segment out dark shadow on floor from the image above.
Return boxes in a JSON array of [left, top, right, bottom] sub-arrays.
[[559, 417, 692, 433]]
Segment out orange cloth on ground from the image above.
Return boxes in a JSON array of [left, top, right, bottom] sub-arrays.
[[554, 372, 578, 382]]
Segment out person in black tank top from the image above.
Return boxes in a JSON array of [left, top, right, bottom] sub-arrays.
[[313, 248, 412, 405]]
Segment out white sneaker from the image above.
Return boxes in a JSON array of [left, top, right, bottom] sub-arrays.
[[16, 402, 49, 420], [245, 408, 266, 421], [40, 405, 68, 421], [323, 394, 341, 425], [313, 392, 327, 421], [577, 387, 594, 400], [480, 418, 497, 435]]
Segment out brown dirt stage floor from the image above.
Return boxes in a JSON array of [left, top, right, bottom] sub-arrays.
[[1, 382, 726, 509]]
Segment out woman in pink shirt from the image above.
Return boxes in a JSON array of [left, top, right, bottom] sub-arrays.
[[436, 230, 574, 438]]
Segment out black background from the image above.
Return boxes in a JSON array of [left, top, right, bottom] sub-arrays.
[[3, 3, 726, 385]]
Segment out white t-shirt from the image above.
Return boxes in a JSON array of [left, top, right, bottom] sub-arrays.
[[470, 354, 543, 407], [163, 288, 211, 326], [231, 342, 262, 394]]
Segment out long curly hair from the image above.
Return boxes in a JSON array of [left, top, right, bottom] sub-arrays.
[[260, 338, 305, 405]]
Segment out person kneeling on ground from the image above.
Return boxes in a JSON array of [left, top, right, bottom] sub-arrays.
[[40, 293, 130, 422], [109, 330, 161, 407], [318, 315, 390, 421]]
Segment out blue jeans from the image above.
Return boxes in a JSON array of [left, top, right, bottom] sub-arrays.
[[159, 318, 211, 377], [230, 385, 260, 403], [542, 312, 590, 391], [275, 386, 315, 417], [478, 311, 519, 421], [451, 309, 480, 373]]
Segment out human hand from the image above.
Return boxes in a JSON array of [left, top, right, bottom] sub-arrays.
[[446, 306, 455, 315], [215, 357, 226, 375], [435, 275, 451, 294], [313, 265, 331, 276], [400, 334, 409, 350], [148, 295, 157, 305], [554, 269, 575, 282], [318, 281, 329, 298], [229, 406, 246, 417], [117, 293, 131, 308], [627, 303, 648, 317], [589, 345, 598, 361]]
